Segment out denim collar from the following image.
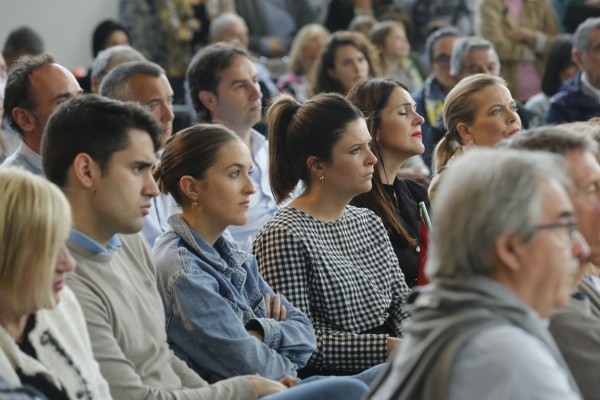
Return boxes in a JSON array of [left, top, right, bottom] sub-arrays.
[[168, 213, 248, 274]]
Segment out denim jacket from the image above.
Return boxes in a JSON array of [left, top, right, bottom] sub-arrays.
[[152, 214, 316, 381]]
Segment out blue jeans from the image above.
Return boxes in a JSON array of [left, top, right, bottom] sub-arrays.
[[262, 377, 368, 400]]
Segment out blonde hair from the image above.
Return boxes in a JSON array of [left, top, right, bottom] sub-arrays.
[[433, 74, 507, 173], [0, 168, 72, 313], [287, 24, 330, 74]]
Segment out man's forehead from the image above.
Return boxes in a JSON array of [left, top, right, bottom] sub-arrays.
[[565, 149, 600, 184]]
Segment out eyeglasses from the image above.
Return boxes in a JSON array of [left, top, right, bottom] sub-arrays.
[[531, 220, 578, 241], [432, 53, 451, 64]]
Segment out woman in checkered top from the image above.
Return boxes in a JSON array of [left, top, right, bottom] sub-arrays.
[[252, 92, 411, 377]]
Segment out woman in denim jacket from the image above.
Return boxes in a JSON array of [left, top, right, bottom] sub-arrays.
[[152, 124, 369, 399]]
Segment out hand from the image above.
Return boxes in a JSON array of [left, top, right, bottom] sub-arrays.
[[279, 375, 299, 388], [247, 329, 265, 342], [266, 36, 286, 57], [244, 375, 288, 396], [507, 27, 535, 46], [264, 293, 287, 321], [387, 337, 401, 357]]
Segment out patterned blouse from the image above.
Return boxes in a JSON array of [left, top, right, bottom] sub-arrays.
[[252, 205, 411, 372]]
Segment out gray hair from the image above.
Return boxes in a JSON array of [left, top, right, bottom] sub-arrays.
[[573, 17, 600, 54], [450, 36, 498, 77], [99, 60, 165, 100], [209, 12, 244, 43], [427, 148, 570, 278], [91, 45, 145, 88], [500, 125, 598, 157]]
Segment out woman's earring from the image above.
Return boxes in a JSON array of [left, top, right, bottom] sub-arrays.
[[191, 202, 199, 209], [319, 175, 325, 182]]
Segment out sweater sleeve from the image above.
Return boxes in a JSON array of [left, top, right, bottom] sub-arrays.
[[253, 224, 389, 372]]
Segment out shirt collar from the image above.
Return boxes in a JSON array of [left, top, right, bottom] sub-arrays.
[[581, 72, 600, 102], [18, 142, 43, 173], [69, 229, 122, 254]]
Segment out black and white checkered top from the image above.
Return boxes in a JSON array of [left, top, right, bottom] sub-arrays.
[[252, 205, 411, 372]]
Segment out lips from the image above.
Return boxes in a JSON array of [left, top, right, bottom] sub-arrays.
[[141, 204, 151, 216], [411, 131, 422, 139], [508, 128, 520, 136], [53, 280, 64, 292]]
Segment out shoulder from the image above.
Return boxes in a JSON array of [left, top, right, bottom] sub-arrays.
[[450, 325, 578, 399], [396, 179, 429, 204]]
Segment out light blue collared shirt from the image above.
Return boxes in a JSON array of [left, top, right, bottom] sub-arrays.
[[1, 142, 43, 175], [69, 229, 122, 254]]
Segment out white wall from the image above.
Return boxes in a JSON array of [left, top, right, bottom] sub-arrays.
[[0, 0, 120, 70]]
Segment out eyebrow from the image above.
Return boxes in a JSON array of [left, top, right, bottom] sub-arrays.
[[132, 160, 155, 169], [52, 90, 82, 102], [230, 76, 257, 86], [556, 210, 576, 220]]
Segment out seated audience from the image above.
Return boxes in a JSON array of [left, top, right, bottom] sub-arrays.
[[413, 27, 459, 168], [77, 19, 132, 92], [233, 0, 317, 57], [2, 27, 44, 68], [311, 30, 380, 96], [547, 17, 600, 124], [429, 74, 521, 201], [347, 77, 429, 288], [370, 20, 424, 94], [99, 60, 177, 246], [525, 35, 579, 126], [367, 148, 587, 399], [42, 94, 294, 399], [0, 57, 20, 163], [151, 124, 370, 398], [424, 36, 535, 163], [503, 125, 600, 400], [2, 54, 81, 175], [0, 167, 110, 399], [475, 0, 559, 102], [90, 45, 146, 93], [277, 24, 330, 103], [252, 93, 410, 376]]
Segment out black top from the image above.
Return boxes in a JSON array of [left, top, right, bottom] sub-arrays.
[[351, 178, 430, 288]]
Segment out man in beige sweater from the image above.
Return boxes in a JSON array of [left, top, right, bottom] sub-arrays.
[[40, 94, 288, 400]]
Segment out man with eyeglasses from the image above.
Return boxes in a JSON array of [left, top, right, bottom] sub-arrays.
[[503, 125, 600, 400], [367, 148, 588, 400], [414, 27, 459, 168]]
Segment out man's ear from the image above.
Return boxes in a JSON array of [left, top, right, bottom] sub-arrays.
[[179, 175, 200, 201], [198, 90, 218, 114], [572, 49, 584, 70], [72, 153, 99, 188], [494, 232, 525, 273], [11, 107, 36, 133]]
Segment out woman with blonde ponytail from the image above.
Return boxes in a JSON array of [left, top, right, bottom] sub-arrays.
[[429, 74, 521, 201], [253, 93, 411, 378]]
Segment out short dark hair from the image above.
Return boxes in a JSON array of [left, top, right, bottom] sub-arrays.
[[2, 27, 44, 59], [186, 43, 248, 122], [425, 26, 460, 63], [92, 19, 131, 58], [42, 94, 161, 188], [3, 53, 55, 136], [100, 60, 165, 100]]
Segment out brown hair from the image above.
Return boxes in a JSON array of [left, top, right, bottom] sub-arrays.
[[347, 77, 415, 245], [311, 31, 381, 96], [154, 123, 241, 208], [267, 92, 364, 203]]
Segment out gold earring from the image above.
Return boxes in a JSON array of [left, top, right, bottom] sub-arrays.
[[191, 202, 198, 209]]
